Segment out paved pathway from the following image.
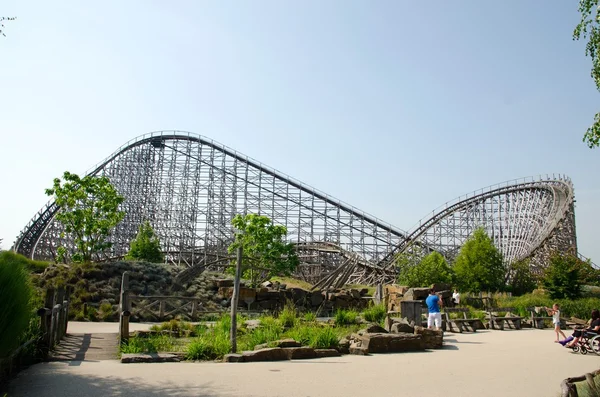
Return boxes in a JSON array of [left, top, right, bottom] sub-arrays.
[[8, 328, 600, 396]]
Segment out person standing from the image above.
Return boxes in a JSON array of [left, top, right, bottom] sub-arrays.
[[426, 289, 443, 330], [452, 289, 460, 306], [546, 303, 566, 342]]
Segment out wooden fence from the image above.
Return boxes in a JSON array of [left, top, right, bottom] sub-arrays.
[[0, 287, 70, 386]]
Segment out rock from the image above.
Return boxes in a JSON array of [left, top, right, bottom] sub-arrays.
[[223, 354, 244, 363], [216, 279, 234, 288], [359, 333, 423, 353], [121, 353, 180, 363], [349, 342, 369, 355], [350, 289, 361, 299], [218, 287, 233, 298], [242, 348, 289, 362], [359, 288, 369, 296], [430, 283, 451, 292], [315, 349, 341, 358], [254, 343, 268, 350], [258, 300, 278, 310], [310, 290, 324, 306], [337, 338, 350, 354], [391, 322, 415, 334], [385, 316, 414, 333], [274, 338, 301, 348], [239, 287, 256, 301], [283, 347, 317, 360], [362, 324, 388, 334], [261, 281, 273, 288], [404, 288, 430, 301], [414, 326, 443, 349]]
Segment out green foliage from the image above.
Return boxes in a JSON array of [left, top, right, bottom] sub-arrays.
[[0, 251, 33, 357], [361, 303, 387, 324], [125, 221, 163, 263], [507, 259, 538, 296], [120, 334, 175, 354], [453, 228, 505, 293], [97, 302, 114, 322], [228, 214, 299, 287], [398, 251, 454, 288], [149, 318, 196, 337], [0, 251, 49, 274], [186, 333, 230, 360], [308, 327, 339, 349], [496, 292, 600, 320], [334, 309, 359, 326], [45, 171, 125, 263], [574, 0, 600, 148], [279, 301, 298, 328], [303, 312, 317, 322], [543, 253, 583, 300]]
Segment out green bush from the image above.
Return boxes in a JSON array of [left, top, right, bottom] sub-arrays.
[[0, 251, 34, 357], [149, 318, 196, 337], [303, 312, 317, 323], [543, 253, 583, 299], [309, 327, 339, 349], [362, 303, 387, 324], [186, 333, 230, 360], [279, 302, 298, 328], [334, 309, 359, 326], [125, 221, 163, 263], [0, 251, 49, 274], [97, 302, 114, 322], [121, 334, 175, 354]]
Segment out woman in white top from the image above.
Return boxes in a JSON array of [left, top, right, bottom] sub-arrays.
[[546, 303, 566, 342]]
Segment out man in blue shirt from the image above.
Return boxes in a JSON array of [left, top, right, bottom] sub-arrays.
[[425, 289, 443, 330]]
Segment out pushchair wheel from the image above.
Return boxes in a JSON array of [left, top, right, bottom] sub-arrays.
[[572, 345, 580, 353], [580, 346, 588, 355]]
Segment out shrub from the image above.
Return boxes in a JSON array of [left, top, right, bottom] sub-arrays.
[[279, 302, 298, 328], [0, 251, 34, 357], [334, 309, 359, 326], [0, 251, 49, 274], [121, 334, 175, 354], [303, 312, 317, 323], [309, 327, 339, 349], [362, 303, 386, 324], [125, 221, 163, 263], [186, 333, 230, 360], [398, 251, 454, 287], [97, 302, 114, 322], [151, 318, 195, 337]]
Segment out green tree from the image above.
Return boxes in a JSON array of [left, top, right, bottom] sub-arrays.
[[125, 221, 163, 263], [45, 171, 125, 263], [543, 253, 583, 299], [452, 228, 505, 293], [228, 214, 299, 287], [398, 251, 454, 288], [574, 0, 600, 147], [506, 259, 537, 296]]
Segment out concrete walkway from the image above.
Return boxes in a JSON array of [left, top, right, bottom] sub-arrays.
[[8, 328, 600, 396]]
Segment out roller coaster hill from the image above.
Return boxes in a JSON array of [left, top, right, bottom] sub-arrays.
[[12, 131, 590, 287]]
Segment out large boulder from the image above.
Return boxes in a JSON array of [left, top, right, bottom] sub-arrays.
[[337, 338, 350, 354], [254, 338, 301, 350], [414, 326, 443, 349], [216, 279, 234, 288], [385, 316, 415, 333], [315, 349, 341, 358], [360, 324, 388, 334], [430, 283, 451, 292], [349, 342, 369, 355], [403, 288, 430, 301], [359, 333, 423, 353], [242, 348, 289, 362], [310, 290, 324, 306], [283, 347, 317, 360]]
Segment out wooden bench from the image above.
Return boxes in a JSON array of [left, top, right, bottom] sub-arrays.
[[527, 307, 570, 329], [443, 308, 479, 333], [487, 307, 525, 330]]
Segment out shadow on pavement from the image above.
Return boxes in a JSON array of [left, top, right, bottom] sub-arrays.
[[8, 369, 224, 397]]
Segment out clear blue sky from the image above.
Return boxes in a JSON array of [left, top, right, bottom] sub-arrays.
[[1, 1, 599, 261]]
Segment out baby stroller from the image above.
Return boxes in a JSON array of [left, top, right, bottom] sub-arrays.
[[571, 331, 600, 355]]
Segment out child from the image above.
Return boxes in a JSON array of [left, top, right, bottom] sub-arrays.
[[546, 303, 566, 342]]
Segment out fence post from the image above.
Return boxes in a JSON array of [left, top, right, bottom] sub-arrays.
[[119, 272, 130, 344], [159, 300, 165, 320], [63, 286, 71, 335], [40, 289, 55, 356], [191, 301, 197, 320], [55, 288, 65, 344]]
